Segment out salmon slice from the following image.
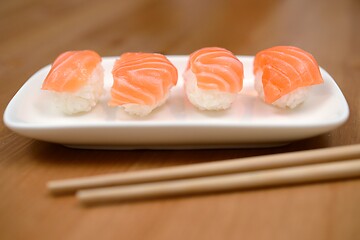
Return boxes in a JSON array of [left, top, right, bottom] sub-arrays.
[[42, 50, 102, 92], [186, 47, 243, 93], [254, 46, 324, 103], [109, 53, 178, 106]]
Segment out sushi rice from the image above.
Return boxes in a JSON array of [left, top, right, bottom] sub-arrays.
[[52, 63, 104, 114], [254, 70, 309, 109], [183, 47, 244, 111], [120, 93, 169, 117], [183, 69, 236, 110]]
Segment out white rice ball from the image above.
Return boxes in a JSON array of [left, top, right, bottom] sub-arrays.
[[53, 63, 104, 114], [120, 93, 169, 117], [254, 70, 309, 109], [183, 69, 237, 111]]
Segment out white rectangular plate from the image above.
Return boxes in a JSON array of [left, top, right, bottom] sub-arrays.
[[3, 56, 349, 149]]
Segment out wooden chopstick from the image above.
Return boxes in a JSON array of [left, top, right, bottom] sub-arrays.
[[47, 144, 360, 194], [77, 158, 360, 204]]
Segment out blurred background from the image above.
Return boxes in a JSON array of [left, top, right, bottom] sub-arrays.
[[1, 0, 359, 239], [1, 0, 356, 74]]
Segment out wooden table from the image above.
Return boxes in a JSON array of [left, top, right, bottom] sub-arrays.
[[1, 0, 359, 239]]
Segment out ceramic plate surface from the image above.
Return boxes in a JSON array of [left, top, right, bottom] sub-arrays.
[[3, 56, 349, 149]]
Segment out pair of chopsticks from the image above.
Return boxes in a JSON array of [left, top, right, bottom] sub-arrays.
[[48, 144, 360, 205]]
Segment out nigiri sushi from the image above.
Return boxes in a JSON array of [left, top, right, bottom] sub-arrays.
[[183, 47, 244, 110], [109, 52, 178, 117], [41, 50, 104, 114], [254, 46, 324, 109]]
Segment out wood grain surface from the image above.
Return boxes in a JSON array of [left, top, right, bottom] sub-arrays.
[[1, 0, 360, 239]]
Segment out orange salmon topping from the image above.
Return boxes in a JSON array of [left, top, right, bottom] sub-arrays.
[[187, 47, 243, 93], [42, 50, 101, 92], [254, 46, 323, 103], [110, 52, 178, 106]]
